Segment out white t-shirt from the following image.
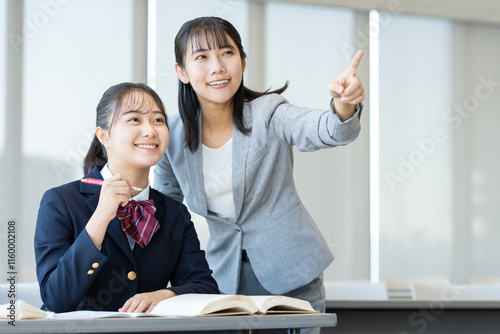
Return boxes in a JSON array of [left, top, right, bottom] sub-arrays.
[[202, 137, 236, 221]]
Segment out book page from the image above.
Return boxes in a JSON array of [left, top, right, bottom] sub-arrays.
[[152, 294, 256, 316], [247, 295, 317, 314], [53, 310, 167, 320], [1, 300, 47, 320]]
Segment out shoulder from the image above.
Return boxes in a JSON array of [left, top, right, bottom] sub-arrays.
[[166, 113, 187, 154], [167, 113, 185, 138], [41, 180, 81, 203], [248, 93, 289, 111], [245, 94, 293, 128], [37, 180, 84, 221]]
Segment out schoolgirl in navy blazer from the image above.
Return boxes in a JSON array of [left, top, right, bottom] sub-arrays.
[[34, 83, 218, 313]]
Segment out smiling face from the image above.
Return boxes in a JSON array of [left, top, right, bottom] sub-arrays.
[[175, 32, 246, 113], [97, 91, 169, 174]]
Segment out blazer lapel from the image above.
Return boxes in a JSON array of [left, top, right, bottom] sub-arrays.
[[82, 166, 135, 265], [232, 103, 253, 223]]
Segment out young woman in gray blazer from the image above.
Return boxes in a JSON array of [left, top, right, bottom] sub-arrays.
[[154, 16, 364, 329]]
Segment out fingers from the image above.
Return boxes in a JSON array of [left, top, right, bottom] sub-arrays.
[[95, 173, 132, 219], [102, 174, 132, 202], [342, 74, 364, 101], [119, 294, 157, 313], [347, 50, 363, 75], [328, 80, 344, 96], [329, 50, 364, 100]]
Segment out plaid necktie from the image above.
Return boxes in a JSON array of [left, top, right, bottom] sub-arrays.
[[116, 199, 159, 248]]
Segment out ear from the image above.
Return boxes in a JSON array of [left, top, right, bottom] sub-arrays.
[[175, 63, 190, 84], [242, 58, 246, 74], [95, 127, 110, 148]]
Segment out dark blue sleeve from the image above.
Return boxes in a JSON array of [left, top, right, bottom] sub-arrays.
[[34, 188, 109, 312]]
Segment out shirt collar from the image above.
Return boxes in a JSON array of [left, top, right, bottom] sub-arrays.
[[100, 163, 150, 201]]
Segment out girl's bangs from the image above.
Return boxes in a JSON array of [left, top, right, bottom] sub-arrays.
[[111, 90, 166, 126], [189, 24, 231, 52]]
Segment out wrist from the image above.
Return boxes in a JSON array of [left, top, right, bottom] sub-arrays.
[[157, 289, 177, 301], [332, 98, 356, 122]]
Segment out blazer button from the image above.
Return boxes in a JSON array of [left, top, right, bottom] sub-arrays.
[[87, 269, 94, 275], [92, 262, 99, 269], [127, 271, 137, 281]]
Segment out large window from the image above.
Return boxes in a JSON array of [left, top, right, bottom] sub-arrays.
[[0, 0, 7, 277], [377, 14, 500, 283], [264, 2, 370, 281], [378, 14, 454, 280], [3, 0, 136, 281], [2, 0, 500, 289]]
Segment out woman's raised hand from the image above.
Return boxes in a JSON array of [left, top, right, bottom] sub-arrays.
[[328, 50, 365, 120]]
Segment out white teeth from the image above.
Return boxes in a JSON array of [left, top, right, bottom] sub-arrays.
[[137, 145, 157, 149], [208, 80, 229, 86]]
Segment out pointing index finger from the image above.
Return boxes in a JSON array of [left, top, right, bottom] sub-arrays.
[[347, 50, 364, 75]]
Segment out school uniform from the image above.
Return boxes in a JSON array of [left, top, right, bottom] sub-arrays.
[[154, 93, 362, 296], [34, 165, 219, 313]]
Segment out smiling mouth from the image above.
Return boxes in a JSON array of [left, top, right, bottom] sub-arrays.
[[136, 144, 158, 149], [208, 79, 229, 87]]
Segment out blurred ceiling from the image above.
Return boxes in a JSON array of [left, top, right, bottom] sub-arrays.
[[267, 0, 500, 25]]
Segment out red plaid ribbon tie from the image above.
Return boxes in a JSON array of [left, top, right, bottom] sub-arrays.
[[116, 199, 159, 248]]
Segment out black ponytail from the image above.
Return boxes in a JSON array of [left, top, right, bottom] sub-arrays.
[[83, 136, 108, 175]]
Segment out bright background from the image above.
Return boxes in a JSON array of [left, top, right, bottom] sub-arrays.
[[1, 0, 500, 290]]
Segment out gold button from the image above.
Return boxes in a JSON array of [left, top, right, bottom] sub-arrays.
[[92, 262, 99, 269], [127, 271, 137, 281], [87, 269, 94, 275]]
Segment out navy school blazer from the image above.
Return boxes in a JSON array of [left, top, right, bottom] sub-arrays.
[[34, 166, 219, 313]]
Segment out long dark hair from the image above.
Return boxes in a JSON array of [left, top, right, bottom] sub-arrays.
[[83, 82, 167, 174], [175, 16, 288, 152]]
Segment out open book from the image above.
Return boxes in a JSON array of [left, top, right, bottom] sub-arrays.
[[1, 300, 48, 320], [2, 294, 317, 320], [151, 294, 318, 317]]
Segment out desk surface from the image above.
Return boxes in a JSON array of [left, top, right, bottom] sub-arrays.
[[324, 300, 500, 334], [326, 299, 500, 309], [2, 313, 336, 334]]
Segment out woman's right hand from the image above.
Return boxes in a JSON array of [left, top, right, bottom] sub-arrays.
[[86, 174, 132, 249], [94, 174, 132, 223]]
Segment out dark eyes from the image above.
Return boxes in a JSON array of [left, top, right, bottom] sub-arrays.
[[127, 117, 165, 123], [194, 50, 233, 60]]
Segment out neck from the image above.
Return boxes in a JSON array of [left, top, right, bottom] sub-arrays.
[[201, 105, 234, 149], [107, 163, 150, 193], [200, 101, 233, 130]]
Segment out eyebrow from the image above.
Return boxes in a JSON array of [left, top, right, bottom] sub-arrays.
[[191, 44, 235, 55]]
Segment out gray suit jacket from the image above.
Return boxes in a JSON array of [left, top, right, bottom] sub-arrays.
[[154, 94, 362, 294]]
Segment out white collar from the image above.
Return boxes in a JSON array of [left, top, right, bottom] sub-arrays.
[[100, 163, 150, 201]]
